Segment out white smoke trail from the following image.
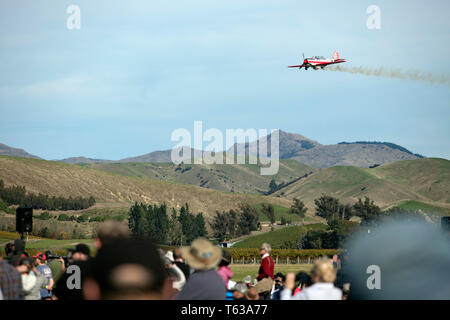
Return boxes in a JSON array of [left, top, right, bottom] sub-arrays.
[[324, 66, 449, 86]]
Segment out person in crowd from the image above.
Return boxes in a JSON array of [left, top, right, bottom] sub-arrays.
[[94, 221, 130, 250], [331, 254, 339, 269], [271, 272, 285, 300], [0, 254, 23, 299], [176, 238, 226, 300], [17, 257, 48, 300], [72, 243, 90, 261], [45, 250, 66, 284], [4, 242, 14, 258], [9, 239, 28, 266], [232, 282, 248, 300], [281, 258, 342, 300], [293, 271, 312, 295], [162, 250, 186, 293], [217, 249, 233, 288], [335, 251, 350, 293], [173, 247, 190, 280], [53, 243, 91, 300], [83, 238, 172, 300], [245, 287, 260, 300], [34, 252, 54, 300], [254, 242, 274, 299], [341, 283, 350, 300]]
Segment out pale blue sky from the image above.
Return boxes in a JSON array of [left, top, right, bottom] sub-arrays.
[[0, 0, 449, 160]]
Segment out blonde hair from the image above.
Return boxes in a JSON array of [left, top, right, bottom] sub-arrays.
[[312, 258, 337, 283]]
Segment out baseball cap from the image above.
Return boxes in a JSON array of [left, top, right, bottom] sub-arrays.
[[33, 252, 46, 261]]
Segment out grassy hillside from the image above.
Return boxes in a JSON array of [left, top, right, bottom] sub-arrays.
[[82, 159, 316, 194], [372, 158, 450, 203], [273, 158, 450, 211], [0, 156, 292, 220], [394, 200, 450, 215], [232, 224, 328, 249]]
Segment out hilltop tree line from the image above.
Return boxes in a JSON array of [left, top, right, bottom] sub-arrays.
[[0, 179, 95, 210], [128, 202, 207, 245], [337, 141, 424, 158], [280, 194, 429, 250], [281, 195, 381, 249], [210, 203, 260, 242]]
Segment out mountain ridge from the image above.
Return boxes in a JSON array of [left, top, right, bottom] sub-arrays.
[[2, 130, 429, 168]]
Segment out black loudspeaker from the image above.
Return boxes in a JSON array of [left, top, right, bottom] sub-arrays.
[[442, 217, 450, 232], [16, 207, 33, 233]]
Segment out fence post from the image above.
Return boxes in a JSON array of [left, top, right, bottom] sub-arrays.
[[253, 257, 256, 264], [287, 256, 289, 264], [231, 257, 233, 264], [297, 257, 299, 264], [308, 257, 310, 264], [242, 257, 244, 264], [276, 256, 278, 264]]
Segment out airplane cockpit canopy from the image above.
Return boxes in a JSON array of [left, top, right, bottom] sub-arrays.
[[311, 56, 325, 59]]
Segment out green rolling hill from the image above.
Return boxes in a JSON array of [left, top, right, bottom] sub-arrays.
[[273, 158, 450, 212]]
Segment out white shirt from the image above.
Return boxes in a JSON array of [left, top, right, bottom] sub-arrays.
[[261, 253, 269, 259], [171, 264, 186, 291], [281, 282, 342, 300]]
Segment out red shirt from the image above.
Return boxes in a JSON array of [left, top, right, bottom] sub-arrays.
[[257, 255, 274, 281]]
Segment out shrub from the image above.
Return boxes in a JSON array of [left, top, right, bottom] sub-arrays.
[[76, 214, 89, 223], [39, 211, 51, 220], [58, 214, 69, 221]]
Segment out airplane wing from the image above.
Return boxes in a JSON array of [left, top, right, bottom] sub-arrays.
[[288, 65, 303, 68]]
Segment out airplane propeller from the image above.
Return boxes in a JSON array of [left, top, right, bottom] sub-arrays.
[[288, 52, 308, 70]]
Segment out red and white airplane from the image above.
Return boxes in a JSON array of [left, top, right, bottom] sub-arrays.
[[288, 51, 346, 70]]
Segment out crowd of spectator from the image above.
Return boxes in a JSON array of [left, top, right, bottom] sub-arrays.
[[1, 220, 449, 300]]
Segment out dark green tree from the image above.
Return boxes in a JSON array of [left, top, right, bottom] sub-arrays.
[[261, 203, 275, 225], [210, 211, 229, 242], [268, 179, 278, 194], [128, 202, 145, 237], [237, 203, 259, 235], [289, 198, 308, 225], [353, 197, 381, 227], [314, 195, 341, 223]]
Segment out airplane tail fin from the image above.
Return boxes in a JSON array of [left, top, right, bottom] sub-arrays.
[[332, 51, 339, 60]]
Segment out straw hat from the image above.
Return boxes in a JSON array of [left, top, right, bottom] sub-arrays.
[[180, 238, 222, 270]]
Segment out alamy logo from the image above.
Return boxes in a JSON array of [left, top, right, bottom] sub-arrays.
[[66, 265, 81, 290], [366, 5, 381, 30], [171, 121, 279, 175], [366, 265, 381, 290], [66, 5, 81, 30]]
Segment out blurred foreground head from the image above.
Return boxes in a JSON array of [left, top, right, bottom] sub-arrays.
[[95, 221, 130, 249], [345, 220, 450, 299], [311, 258, 337, 283], [83, 238, 171, 300]]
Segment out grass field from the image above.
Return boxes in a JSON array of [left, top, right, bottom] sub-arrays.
[[0, 231, 95, 255], [396, 200, 450, 215], [230, 264, 313, 282], [232, 223, 328, 249]]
